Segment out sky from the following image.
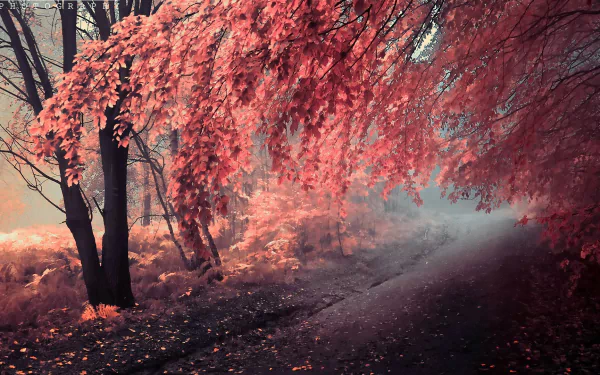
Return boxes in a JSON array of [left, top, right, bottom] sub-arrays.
[[0, 5, 71, 232]]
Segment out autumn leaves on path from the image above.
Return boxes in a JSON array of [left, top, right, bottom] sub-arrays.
[[158, 216, 600, 374], [5, 216, 600, 374]]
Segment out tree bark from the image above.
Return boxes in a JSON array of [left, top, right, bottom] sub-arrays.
[[58, 153, 113, 306], [99, 123, 135, 308], [59, 0, 115, 306], [168, 128, 222, 267], [337, 219, 345, 257], [98, 60, 136, 307], [84, 0, 156, 308], [169, 129, 179, 157], [58, 3, 115, 305], [61, 1, 78, 73], [142, 163, 151, 226], [2, 1, 161, 308], [202, 223, 221, 266], [0, 8, 42, 111]]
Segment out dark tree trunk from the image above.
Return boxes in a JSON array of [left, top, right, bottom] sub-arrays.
[[0, 8, 42, 111], [167, 128, 222, 267], [60, 1, 116, 306], [230, 194, 236, 242], [133, 133, 194, 270], [169, 129, 179, 157], [59, 1, 116, 306], [99, 120, 135, 308], [142, 163, 151, 226], [61, 1, 77, 73], [87, 2, 156, 308], [99, 124, 135, 308], [202, 224, 221, 266], [2, 1, 161, 308], [1, 4, 115, 306], [58, 153, 114, 306], [337, 219, 345, 257]]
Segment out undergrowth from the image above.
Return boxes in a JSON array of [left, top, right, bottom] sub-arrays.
[[0, 187, 431, 351]]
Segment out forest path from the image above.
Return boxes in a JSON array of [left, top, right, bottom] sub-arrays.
[[155, 215, 566, 375], [6, 214, 599, 375]]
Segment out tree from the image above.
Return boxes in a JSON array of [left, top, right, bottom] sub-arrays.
[[35, 0, 443, 264], [0, 160, 24, 229], [0, 0, 162, 307], [17, 0, 599, 307], [431, 0, 600, 258]]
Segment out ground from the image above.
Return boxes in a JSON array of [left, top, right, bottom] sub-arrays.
[[2, 215, 600, 374]]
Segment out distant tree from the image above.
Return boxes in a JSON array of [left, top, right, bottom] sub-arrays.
[[0, 160, 24, 228]]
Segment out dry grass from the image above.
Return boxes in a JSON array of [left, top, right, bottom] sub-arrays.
[[220, 182, 431, 286], [0, 188, 428, 351], [80, 303, 120, 322], [0, 224, 214, 347]]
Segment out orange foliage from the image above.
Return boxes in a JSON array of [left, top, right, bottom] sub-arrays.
[[0, 224, 217, 341], [228, 177, 425, 279], [80, 304, 120, 322], [0, 182, 426, 343]]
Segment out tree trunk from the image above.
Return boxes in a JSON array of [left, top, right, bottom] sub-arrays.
[[1, 4, 116, 306], [168, 128, 222, 267], [1, 1, 161, 308], [202, 224, 221, 266], [58, 153, 113, 306], [61, 0, 116, 307], [230, 194, 237, 242], [99, 124, 135, 308], [87, 0, 156, 308], [169, 129, 179, 157], [142, 163, 151, 226], [337, 219, 345, 257]]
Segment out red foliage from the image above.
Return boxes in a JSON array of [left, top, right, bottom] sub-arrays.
[[33, 1, 440, 257], [433, 1, 600, 254], [32, 0, 599, 260]]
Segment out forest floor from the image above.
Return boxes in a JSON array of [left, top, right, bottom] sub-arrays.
[[2, 215, 600, 375]]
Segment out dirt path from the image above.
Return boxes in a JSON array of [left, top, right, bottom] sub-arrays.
[[4, 214, 600, 375], [153, 216, 545, 374], [155, 216, 600, 375]]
